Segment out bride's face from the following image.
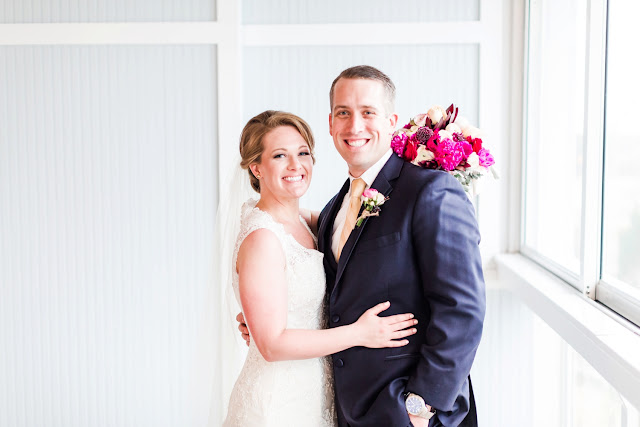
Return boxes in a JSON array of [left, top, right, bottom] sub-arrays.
[[250, 125, 313, 201]]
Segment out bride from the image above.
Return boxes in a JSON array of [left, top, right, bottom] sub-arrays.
[[222, 110, 418, 427]]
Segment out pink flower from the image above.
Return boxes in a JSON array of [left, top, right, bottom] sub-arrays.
[[428, 138, 466, 171], [362, 188, 379, 199], [461, 141, 473, 159], [391, 133, 408, 156], [412, 113, 428, 127], [477, 148, 495, 167]]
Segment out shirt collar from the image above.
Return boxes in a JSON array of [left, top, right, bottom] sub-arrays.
[[348, 149, 393, 189]]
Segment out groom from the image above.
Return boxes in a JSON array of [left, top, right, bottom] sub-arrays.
[[243, 65, 485, 426]]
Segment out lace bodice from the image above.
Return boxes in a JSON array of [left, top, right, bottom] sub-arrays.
[[231, 200, 326, 329], [224, 199, 336, 427]]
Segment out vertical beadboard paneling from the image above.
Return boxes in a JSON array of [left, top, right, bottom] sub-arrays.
[[472, 289, 536, 426], [0, 45, 218, 427], [242, 0, 479, 24], [242, 44, 479, 210], [0, 0, 216, 23]]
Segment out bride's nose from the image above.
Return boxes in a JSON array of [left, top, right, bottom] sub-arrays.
[[287, 155, 301, 170]]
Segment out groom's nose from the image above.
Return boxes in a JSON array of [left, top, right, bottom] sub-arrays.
[[347, 114, 364, 134]]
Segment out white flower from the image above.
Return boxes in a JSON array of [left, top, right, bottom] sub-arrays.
[[454, 117, 475, 137], [438, 130, 453, 141], [412, 145, 435, 165], [445, 123, 462, 134], [465, 152, 485, 174], [412, 113, 428, 127], [374, 193, 386, 205], [454, 116, 469, 129], [427, 106, 446, 124], [462, 126, 482, 139]]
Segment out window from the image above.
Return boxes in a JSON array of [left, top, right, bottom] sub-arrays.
[[523, 0, 640, 325], [598, 0, 640, 324], [523, 0, 587, 281]]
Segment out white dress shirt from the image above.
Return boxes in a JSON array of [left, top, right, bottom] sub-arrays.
[[331, 149, 394, 260]]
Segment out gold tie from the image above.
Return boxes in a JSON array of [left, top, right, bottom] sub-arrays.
[[337, 178, 367, 260]]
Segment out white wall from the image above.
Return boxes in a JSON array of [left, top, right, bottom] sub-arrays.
[[0, 44, 218, 427]]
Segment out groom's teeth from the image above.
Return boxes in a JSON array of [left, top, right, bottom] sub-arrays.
[[347, 139, 367, 147], [283, 176, 303, 182]]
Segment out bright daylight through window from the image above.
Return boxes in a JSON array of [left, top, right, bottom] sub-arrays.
[[524, 0, 640, 326]]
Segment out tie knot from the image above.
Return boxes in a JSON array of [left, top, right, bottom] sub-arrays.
[[350, 178, 366, 199]]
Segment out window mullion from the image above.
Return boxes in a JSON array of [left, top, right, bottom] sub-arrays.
[[580, 0, 607, 299]]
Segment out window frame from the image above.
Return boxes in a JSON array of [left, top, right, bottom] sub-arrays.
[[522, 0, 640, 327]]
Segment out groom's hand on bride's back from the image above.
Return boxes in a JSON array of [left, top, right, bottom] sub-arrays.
[[236, 312, 251, 346]]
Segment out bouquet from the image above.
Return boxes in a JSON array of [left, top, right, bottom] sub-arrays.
[[390, 104, 497, 197]]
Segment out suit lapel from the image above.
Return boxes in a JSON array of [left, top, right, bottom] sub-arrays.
[[319, 178, 350, 274], [333, 155, 404, 292]]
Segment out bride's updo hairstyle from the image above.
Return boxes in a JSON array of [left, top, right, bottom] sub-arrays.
[[239, 110, 315, 193]]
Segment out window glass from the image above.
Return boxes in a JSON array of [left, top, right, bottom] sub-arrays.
[[601, 0, 640, 288], [523, 0, 587, 275]]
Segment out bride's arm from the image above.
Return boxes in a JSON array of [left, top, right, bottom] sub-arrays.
[[299, 208, 319, 236], [237, 229, 417, 362]]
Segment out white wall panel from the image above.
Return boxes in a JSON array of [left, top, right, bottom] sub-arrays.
[[0, 0, 216, 23], [472, 289, 535, 426], [0, 45, 218, 427], [242, 0, 479, 24], [242, 44, 479, 210]]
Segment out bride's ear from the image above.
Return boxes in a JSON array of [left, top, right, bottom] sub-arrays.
[[249, 164, 261, 179]]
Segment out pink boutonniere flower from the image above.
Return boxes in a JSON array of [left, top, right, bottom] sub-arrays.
[[356, 188, 388, 227]]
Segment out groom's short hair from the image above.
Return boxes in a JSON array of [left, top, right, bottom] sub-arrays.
[[329, 65, 396, 115]]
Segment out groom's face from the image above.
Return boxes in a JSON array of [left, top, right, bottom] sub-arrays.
[[329, 78, 398, 178]]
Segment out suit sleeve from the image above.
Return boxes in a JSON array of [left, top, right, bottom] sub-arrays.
[[405, 172, 486, 411]]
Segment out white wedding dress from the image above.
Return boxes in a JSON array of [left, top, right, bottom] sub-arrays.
[[223, 200, 337, 427]]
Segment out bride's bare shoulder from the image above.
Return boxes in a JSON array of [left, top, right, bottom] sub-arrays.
[[237, 228, 285, 270]]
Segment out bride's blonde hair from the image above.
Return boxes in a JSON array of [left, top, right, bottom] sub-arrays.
[[239, 110, 316, 193]]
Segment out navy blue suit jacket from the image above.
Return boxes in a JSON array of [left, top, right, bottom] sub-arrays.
[[317, 154, 485, 427]]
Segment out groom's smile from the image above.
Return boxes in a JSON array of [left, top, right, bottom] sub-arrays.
[[345, 138, 369, 148]]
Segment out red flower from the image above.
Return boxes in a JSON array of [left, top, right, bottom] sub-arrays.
[[467, 136, 483, 153], [403, 139, 418, 162]]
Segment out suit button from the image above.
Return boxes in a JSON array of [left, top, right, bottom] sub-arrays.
[[335, 358, 344, 367], [332, 315, 340, 323]]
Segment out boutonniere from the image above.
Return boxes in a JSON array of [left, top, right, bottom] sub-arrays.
[[356, 188, 388, 227]]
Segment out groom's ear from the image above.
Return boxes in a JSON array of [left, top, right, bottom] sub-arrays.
[[328, 112, 334, 136], [388, 113, 398, 132]]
